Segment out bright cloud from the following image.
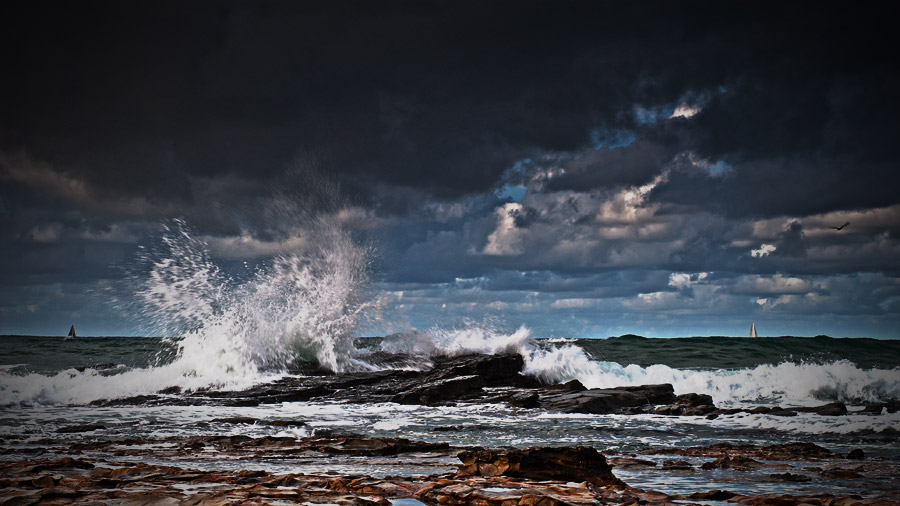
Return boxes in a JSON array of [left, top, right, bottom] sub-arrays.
[[670, 103, 702, 119], [751, 243, 776, 257]]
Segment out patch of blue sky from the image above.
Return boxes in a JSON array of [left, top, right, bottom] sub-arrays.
[[496, 184, 527, 202], [590, 127, 636, 150], [496, 158, 534, 202]]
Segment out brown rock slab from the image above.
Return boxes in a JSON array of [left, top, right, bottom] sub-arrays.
[[700, 456, 765, 470], [456, 446, 624, 487]]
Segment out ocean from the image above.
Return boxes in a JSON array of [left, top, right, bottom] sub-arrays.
[[2, 333, 899, 498]]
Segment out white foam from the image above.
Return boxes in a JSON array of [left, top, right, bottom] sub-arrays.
[[380, 326, 900, 408]]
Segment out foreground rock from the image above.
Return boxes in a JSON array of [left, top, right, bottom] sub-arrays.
[[457, 446, 625, 487], [2, 440, 898, 506]]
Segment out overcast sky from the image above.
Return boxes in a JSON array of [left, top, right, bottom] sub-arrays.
[[2, 1, 899, 337]]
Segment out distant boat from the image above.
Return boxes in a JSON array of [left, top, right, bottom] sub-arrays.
[[750, 322, 758, 338], [66, 325, 76, 340]]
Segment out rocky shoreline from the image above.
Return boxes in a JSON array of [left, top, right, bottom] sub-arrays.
[[2, 433, 898, 505]]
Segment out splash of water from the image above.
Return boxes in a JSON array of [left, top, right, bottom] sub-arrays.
[[141, 218, 377, 378]]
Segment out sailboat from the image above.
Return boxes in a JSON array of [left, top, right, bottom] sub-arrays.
[[66, 325, 76, 340], [750, 322, 758, 338]]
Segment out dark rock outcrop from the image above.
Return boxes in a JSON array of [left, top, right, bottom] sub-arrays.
[[539, 384, 676, 414]]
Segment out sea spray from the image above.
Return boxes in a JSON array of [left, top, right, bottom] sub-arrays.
[[139, 216, 379, 377]]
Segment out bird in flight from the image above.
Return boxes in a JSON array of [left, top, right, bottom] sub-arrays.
[[830, 221, 850, 231]]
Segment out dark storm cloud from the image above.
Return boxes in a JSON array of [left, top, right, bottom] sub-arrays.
[[4, 0, 895, 211], [3, 1, 900, 336]]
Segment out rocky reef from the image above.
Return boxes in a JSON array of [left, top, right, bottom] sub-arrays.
[[1, 434, 896, 505]]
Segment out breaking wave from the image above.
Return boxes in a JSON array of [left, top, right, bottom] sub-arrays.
[[379, 326, 900, 407]]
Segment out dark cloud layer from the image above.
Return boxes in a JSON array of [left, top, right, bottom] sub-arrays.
[[3, 2, 897, 205], [1, 1, 899, 336]]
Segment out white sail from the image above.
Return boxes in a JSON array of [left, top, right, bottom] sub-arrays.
[[750, 322, 757, 338]]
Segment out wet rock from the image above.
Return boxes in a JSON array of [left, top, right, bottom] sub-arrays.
[[56, 424, 106, 433], [860, 403, 885, 415], [607, 457, 657, 469], [794, 402, 848, 416], [769, 472, 812, 482], [709, 408, 743, 416], [650, 404, 682, 415], [542, 379, 587, 392], [683, 490, 736, 501], [700, 456, 764, 470], [391, 375, 485, 405], [114, 495, 180, 506], [846, 448, 865, 460], [649, 442, 833, 461], [508, 391, 540, 408], [660, 459, 694, 470], [767, 442, 834, 459], [681, 405, 717, 416], [816, 402, 848, 416], [1, 494, 41, 506], [24, 457, 95, 472], [316, 436, 450, 456], [540, 384, 676, 414], [30, 476, 55, 488], [539, 389, 628, 414], [268, 419, 308, 427], [456, 446, 625, 487], [210, 416, 261, 425], [613, 384, 679, 404], [820, 468, 863, 479], [674, 392, 714, 407], [768, 408, 798, 417], [441, 354, 536, 388]]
